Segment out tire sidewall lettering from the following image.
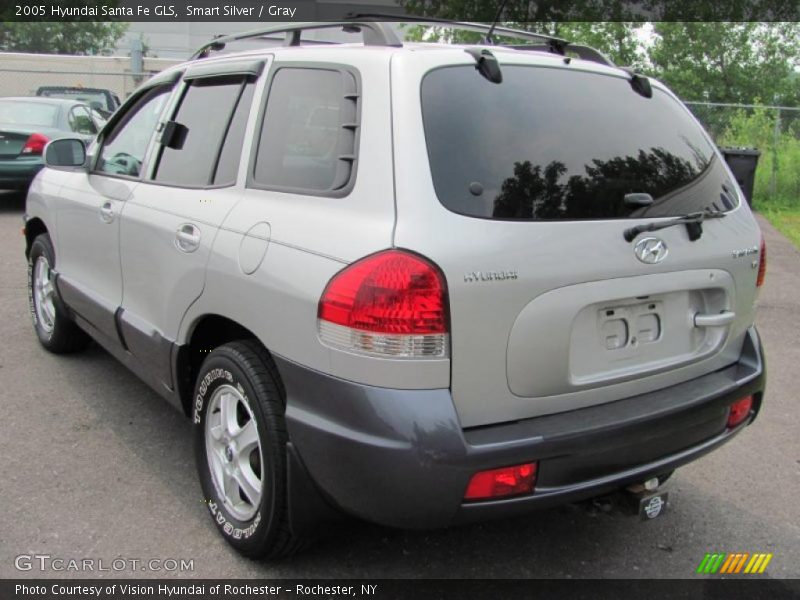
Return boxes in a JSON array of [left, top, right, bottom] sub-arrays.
[[28, 246, 53, 341], [193, 368, 233, 423], [27, 259, 39, 328], [197, 365, 263, 540], [207, 500, 262, 540]]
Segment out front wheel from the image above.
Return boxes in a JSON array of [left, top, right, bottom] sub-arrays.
[[193, 340, 304, 559], [28, 233, 90, 353]]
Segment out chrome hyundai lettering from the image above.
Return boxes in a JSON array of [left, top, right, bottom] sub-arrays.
[[464, 270, 519, 282]]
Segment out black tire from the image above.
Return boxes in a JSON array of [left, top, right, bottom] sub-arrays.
[[28, 233, 91, 354], [193, 340, 304, 559]]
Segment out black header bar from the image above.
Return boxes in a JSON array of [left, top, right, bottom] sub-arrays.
[[2, 0, 799, 22]]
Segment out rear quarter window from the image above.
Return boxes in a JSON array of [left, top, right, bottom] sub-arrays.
[[251, 66, 360, 195], [421, 65, 738, 221]]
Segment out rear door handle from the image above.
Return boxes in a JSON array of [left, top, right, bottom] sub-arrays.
[[694, 311, 735, 328], [100, 201, 114, 223], [175, 223, 201, 253]]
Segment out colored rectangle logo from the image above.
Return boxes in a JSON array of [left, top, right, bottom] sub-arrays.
[[697, 552, 773, 574]]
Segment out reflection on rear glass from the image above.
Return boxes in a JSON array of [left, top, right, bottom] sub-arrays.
[[421, 65, 737, 220]]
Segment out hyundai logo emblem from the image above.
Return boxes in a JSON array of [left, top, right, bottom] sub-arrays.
[[634, 237, 668, 264]]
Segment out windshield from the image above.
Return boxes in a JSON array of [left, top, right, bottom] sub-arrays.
[[40, 89, 110, 112], [0, 101, 58, 127], [421, 65, 738, 221]]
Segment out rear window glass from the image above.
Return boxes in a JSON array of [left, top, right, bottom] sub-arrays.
[[0, 101, 58, 127], [39, 89, 110, 112], [421, 65, 738, 220]]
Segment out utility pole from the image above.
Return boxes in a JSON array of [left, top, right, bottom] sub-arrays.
[[130, 37, 144, 86], [770, 108, 780, 197]]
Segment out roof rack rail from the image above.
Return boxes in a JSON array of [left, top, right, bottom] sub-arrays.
[[347, 13, 571, 56], [190, 17, 615, 69], [190, 21, 402, 60]]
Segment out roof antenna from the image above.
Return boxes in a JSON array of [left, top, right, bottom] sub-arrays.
[[482, 0, 509, 45]]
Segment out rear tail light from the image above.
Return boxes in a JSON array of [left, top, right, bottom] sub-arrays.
[[318, 249, 449, 358], [21, 133, 49, 156], [756, 237, 767, 288], [464, 462, 538, 501], [727, 395, 754, 428]]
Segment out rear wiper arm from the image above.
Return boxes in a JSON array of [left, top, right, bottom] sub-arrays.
[[623, 209, 727, 243]]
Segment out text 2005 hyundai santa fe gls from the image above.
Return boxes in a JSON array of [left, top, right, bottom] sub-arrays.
[[23, 22, 766, 558]]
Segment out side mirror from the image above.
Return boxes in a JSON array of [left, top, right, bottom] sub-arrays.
[[160, 121, 188, 150], [44, 138, 87, 168]]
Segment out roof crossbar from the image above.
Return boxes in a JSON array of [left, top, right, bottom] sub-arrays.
[[191, 21, 402, 59]]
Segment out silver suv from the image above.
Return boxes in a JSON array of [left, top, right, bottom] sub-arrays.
[[24, 21, 767, 558]]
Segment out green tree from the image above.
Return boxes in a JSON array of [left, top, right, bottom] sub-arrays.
[[719, 108, 800, 206], [555, 22, 644, 66], [648, 22, 800, 104], [400, 0, 639, 22], [0, 22, 129, 55], [399, 0, 646, 65], [401, 21, 645, 67], [399, 1, 800, 99]]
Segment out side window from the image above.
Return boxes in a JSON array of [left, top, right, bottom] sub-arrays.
[[252, 67, 359, 194], [69, 106, 97, 135], [213, 82, 255, 186], [97, 86, 171, 178], [153, 77, 252, 187]]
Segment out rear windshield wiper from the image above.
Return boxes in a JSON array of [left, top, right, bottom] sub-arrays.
[[623, 209, 727, 243]]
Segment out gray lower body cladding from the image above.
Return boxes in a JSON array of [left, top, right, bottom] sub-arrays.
[[277, 327, 765, 530]]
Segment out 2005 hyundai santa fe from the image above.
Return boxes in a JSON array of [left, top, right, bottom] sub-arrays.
[[23, 20, 766, 558]]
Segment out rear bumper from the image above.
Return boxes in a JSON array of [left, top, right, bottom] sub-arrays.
[[277, 327, 765, 530], [0, 159, 43, 189]]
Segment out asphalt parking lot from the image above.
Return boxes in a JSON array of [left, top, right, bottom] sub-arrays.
[[0, 190, 798, 580]]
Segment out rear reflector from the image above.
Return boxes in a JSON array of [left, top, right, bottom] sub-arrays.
[[464, 462, 538, 501], [727, 395, 754, 428], [21, 133, 49, 156], [756, 238, 767, 288], [318, 249, 448, 358]]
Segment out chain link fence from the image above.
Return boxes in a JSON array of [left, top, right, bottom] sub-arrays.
[[685, 101, 800, 208], [0, 52, 181, 104], [0, 67, 155, 102]]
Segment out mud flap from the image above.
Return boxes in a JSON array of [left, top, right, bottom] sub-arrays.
[[286, 442, 344, 537]]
